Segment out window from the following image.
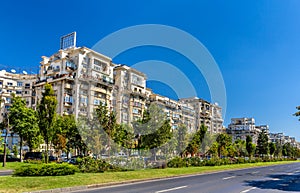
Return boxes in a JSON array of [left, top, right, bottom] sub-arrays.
[[17, 82, 23, 87], [66, 61, 77, 69], [16, 90, 22, 94], [94, 99, 101, 105], [24, 91, 28, 94], [25, 83, 30, 89], [80, 97, 88, 104], [64, 96, 73, 103], [7, 82, 13, 86], [5, 98, 11, 103], [80, 90, 88, 95]]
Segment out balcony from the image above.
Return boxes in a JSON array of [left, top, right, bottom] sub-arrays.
[[65, 83, 72, 89], [130, 90, 146, 99]]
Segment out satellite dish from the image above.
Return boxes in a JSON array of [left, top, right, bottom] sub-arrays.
[[11, 69, 16, 73], [22, 71, 27, 75]]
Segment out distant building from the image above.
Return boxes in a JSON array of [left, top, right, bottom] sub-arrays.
[[227, 118, 268, 144], [269, 132, 285, 145]]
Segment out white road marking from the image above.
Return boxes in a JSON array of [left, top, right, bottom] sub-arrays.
[[155, 186, 187, 193], [251, 171, 259, 174], [223, 176, 236, 180], [287, 173, 294, 175], [240, 187, 257, 193], [272, 178, 280, 181]]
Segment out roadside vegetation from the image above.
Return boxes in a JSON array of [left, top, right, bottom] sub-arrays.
[[0, 161, 299, 193]]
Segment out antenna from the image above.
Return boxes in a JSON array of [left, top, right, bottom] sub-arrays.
[[11, 69, 16, 73]]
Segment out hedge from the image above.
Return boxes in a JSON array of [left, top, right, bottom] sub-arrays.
[[14, 163, 78, 176]]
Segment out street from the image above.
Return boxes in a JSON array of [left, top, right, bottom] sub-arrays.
[[0, 170, 13, 176], [71, 162, 300, 193]]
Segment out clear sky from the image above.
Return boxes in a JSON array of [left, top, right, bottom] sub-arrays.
[[0, 1, 300, 140]]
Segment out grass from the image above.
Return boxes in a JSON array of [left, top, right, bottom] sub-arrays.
[[0, 160, 299, 193], [0, 162, 25, 170]]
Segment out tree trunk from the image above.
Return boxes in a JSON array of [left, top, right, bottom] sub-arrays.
[[19, 137, 23, 162], [45, 139, 49, 164], [2, 131, 8, 167]]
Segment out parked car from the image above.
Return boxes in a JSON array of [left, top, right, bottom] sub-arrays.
[[24, 152, 43, 160], [0, 154, 20, 162], [49, 155, 58, 162]]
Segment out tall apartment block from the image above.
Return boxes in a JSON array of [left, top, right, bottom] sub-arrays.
[[35, 47, 115, 119], [113, 65, 149, 124], [179, 97, 224, 134]]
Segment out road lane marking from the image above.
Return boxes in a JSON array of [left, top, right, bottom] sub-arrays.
[[155, 186, 187, 193], [240, 187, 257, 193], [251, 171, 259, 174], [223, 176, 236, 180]]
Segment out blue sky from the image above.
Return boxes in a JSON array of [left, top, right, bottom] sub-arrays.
[[1, 1, 300, 140]]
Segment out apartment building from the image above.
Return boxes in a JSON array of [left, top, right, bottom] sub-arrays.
[[148, 93, 196, 132], [0, 69, 37, 149], [269, 132, 285, 144], [34, 46, 115, 119], [179, 97, 224, 134], [227, 118, 269, 144], [113, 65, 148, 124]]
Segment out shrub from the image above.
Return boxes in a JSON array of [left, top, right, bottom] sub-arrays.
[[167, 157, 185, 168], [14, 163, 78, 176], [76, 157, 126, 173]]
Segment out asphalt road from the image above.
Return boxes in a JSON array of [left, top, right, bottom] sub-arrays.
[[71, 162, 300, 193], [0, 170, 13, 176]]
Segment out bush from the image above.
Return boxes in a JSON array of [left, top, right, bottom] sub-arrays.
[[167, 157, 185, 168], [14, 163, 78, 176], [76, 157, 126, 173]]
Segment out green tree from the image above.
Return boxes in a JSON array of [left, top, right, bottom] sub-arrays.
[[246, 135, 255, 157], [113, 123, 134, 150], [9, 95, 40, 160], [37, 83, 58, 163], [95, 103, 117, 157], [269, 142, 276, 157], [274, 142, 282, 158], [201, 133, 216, 156], [293, 106, 300, 120], [185, 124, 207, 157], [66, 115, 87, 157], [177, 124, 188, 157], [282, 143, 294, 158], [256, 130, 269, 157], [233, 139, 246, 157], [12, 145, 18, 157], [216, 133, 232, 158], [208, 142, 218, 158], [133, 103, 172, 160]]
